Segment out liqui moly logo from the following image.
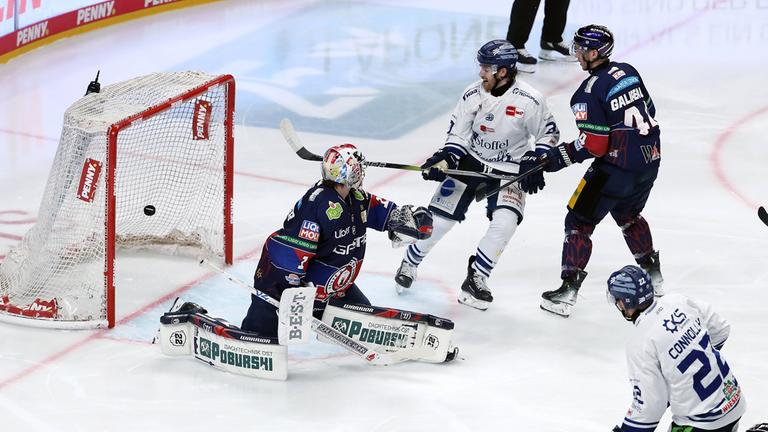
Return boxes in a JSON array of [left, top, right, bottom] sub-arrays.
[[77, 158, 102, 203], [192, 100, 212, 140], [16, 20, 49, 47], [77, 1, 116, 26]]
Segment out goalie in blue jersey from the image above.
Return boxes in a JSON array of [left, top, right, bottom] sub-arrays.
[[241, 144, 435, 336]]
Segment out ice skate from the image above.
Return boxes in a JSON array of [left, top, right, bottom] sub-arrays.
[[514, 47, 537, 73], [394, 259, 417, 294], [458, 256, 493, 311], [540, 271, 588, 318], [539, 41, 577, 62], [638, 250, 664, 296]]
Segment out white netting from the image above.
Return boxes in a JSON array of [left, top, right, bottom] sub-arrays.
[[0, 71, 232, 328]]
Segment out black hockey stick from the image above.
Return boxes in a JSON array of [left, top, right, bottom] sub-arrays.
[[759, 206, 768, 227], [279, 118, 520, 181], [473, 161, 547, 202]]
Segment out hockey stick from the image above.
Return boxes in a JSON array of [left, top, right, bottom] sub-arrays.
[[279, 118, 517, 181], [759, 206, 768, 227], [199, 259, 404, 366], [473, 161, 547, 202]]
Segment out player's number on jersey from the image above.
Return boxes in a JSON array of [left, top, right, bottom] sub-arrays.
[[676, 333, 730, 401], [624, 105, 658, 136]]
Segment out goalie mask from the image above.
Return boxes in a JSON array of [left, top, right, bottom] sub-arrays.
[[322, 144, 366, 189]]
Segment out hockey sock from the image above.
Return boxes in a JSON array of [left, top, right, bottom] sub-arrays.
[[561, 215, 595, 279], [615, 213, 654, 259], [473, 210, 518, 278], [404, 214, 456, 266]]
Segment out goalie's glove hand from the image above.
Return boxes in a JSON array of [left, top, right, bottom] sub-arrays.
[[420, 147, 460, 182], [388, 205, 433, 247], [748, 424, 768, 432], [518, 150, 546, 194]]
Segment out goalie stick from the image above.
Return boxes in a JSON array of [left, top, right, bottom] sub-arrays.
[[473, 161, 547, 202], [279, 118, 519, 181], [199, 259, 408, 366], [759, 206, 768, 227]]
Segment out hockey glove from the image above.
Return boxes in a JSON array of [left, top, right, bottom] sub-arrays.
[[421, 147, 460, 182], [388, 205, 433, 247], [748, 424, 768, 432], [541, 143, 575, 172], [518, 150, 545, 194]]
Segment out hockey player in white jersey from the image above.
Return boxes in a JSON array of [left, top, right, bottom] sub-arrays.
[[394, 39, 559, 310], [606, 265, 745, 432]]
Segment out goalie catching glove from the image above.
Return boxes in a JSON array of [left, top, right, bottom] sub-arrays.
[[387, 205, 433, 247]]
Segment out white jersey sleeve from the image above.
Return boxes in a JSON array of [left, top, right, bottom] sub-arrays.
[[443, 80, 559, 174], [619, 294, 745, 432]]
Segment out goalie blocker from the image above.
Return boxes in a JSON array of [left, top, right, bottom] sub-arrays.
[[157, 301, 288, 380], [321, 302, 458, 363]]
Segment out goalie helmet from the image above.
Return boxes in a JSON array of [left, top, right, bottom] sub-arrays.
[[606, 265, 654, 311], [571, 24, 614, 58], [476, 39, 518, 72], [321, 143, 365, 189]]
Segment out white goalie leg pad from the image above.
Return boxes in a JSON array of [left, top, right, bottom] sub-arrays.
[[320, 303, 457, 363], [159, 305, 288, 380]]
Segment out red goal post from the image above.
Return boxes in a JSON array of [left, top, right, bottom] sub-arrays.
[[0, 71, 234, 329]]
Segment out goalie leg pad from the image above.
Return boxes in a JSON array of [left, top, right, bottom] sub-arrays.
[[321, 302, 457, 363], [158, 303, 288, 380]]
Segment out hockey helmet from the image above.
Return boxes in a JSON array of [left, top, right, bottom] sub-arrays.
[[571, 24, 614, 58], [477, 39, 518, 73], [321, 143, 365, 189], [606, 265, 654, 313]]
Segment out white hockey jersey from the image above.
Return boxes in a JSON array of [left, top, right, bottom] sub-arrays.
[[443, 79, 559, 175], [620, 294, 745, 431]]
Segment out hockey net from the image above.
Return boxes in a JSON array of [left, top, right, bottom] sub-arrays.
[[0, 71, 234, 329]]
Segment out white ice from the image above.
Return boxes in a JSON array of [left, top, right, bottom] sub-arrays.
[[1, 1, 766, 431]]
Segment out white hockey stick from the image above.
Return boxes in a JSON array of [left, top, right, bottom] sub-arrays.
[[199, 259, 405, 366], [279, 118, 517, 181]]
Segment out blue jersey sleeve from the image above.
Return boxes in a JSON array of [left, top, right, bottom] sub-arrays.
[[359, 191, 396, 232], [265, 195, 322, 285]]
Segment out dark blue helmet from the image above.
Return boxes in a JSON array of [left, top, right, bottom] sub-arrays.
[[571, 24, 614, 58], [477, 40, 518, 71], [606, 265, 654, 310]]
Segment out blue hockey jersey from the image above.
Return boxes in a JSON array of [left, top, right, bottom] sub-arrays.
[[254, 182, 396, 302], [567, 61, 661, 172]]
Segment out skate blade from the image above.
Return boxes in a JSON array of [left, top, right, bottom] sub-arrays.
[[540, 299, 572, 317], [458, 292, 489, 311], [395, 282, 406, 295]]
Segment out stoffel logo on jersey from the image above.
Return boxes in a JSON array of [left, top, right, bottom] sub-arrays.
[[77, 158, 102, 203], [192, 100, 212, 140]]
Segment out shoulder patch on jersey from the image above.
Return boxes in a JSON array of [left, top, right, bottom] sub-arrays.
[[326, 201, 343, 220], [606, 76, 640, 100], [511, 87, 541, 106], [352, 189, 365, 201], [298, 220, 320, 242], [584, 76, 599, 93], [308, 188, 323, 202], [463, 88, 479, 101], [572, 103, 588, 120]]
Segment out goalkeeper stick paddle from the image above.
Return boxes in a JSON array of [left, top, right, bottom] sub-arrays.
[[199, 259, 404, 366]]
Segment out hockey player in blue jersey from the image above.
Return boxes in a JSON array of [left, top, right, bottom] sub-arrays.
[[535, 25, 664, 317], [241, 144, 434, 336]]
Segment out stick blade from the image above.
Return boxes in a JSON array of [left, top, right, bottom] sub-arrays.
[[279, 118, 323, 161], [759, 206, 768, 227]]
